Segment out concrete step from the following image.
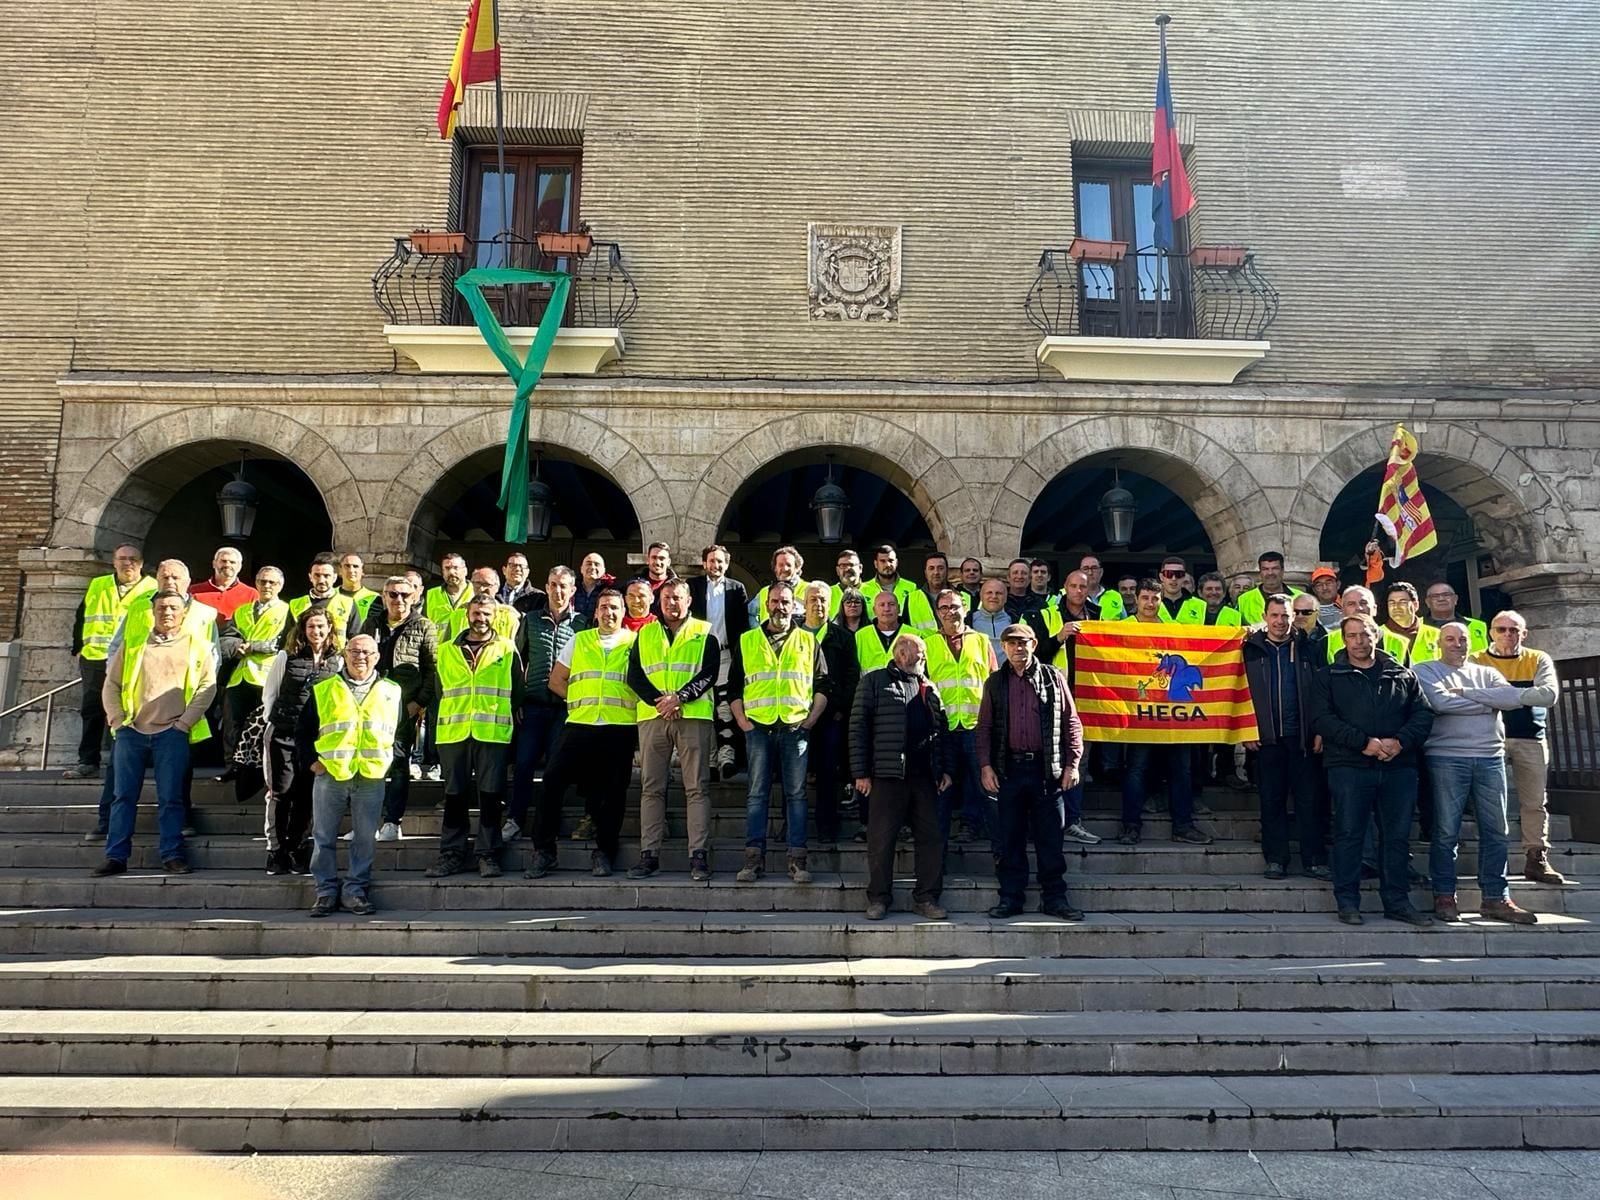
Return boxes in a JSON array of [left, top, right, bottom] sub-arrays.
[[27, 833, 1589, 877], [5, 1008, 1598, 1078], [0, 952, 1594, 1013], [1, 1071, 1595, 1151], [0, 867, 1588, 914], [0, 906, 1592, 959]]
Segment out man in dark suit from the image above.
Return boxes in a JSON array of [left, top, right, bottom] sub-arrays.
[[689, 544, 751, 780]]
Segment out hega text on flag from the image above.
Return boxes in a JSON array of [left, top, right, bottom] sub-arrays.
[[1072, 623, 1259, 745]]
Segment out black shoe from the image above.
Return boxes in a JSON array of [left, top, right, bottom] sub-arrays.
[[1040, 900, 1084, 922], [689, 850, 711, 881], [309, 894, 338, 918], [424, 855, 463, 878], [987, 901, 1025, 919], [217, 767, 239, 783], [162, 859, 191, 875], [1305, 864, 1333, 881], [523, 850, 558, 879], [1172, 826, 1213, 845], [1117, 824, 1141, 846], [91, 858, 126, 877], [292, 844, 312, 875], [344, 895, 374, 916], [591, 850, 613, 878], [478, 857, 502, 879], [627, 852, 660, 879], [1263, 862, 1287, 880], [1385, 907, 1433, 927], [265, 851, 290, 876], [1337, 909, 1364, 925]]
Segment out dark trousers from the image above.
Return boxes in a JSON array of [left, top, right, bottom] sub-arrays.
[[810, 713, 848, 842], [994, 759, 1068, 907], [1330, 763, 1417, 914], [535, 723, 636, 862], [1121, 744, 1194, 830], [945, 727, 988, 839], [421, 698, 440, 767], [266, 734, 313, 854], [76, 658, 108, 768], [381, 703, 421, 826], [438, 738, 509, 861], [865, 775, 944, 906], [1257, 740, 1325, 868], [509, 702, 566, 830]]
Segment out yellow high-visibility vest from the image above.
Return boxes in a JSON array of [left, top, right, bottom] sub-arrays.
[[79, 575, 157, 663], [855, 624, 921, 674], [289, 593, 355, 636], [311, 674, 402, 780], [227, 599, 291, 688], [435, 637, 516, 744], [635, 618, 713, 722], [923, 630, 991, 731], [441, 600, 520, 643], [566, 628, 639, 726], [739, 625, 816, 726], [118, 630, 213, 744]]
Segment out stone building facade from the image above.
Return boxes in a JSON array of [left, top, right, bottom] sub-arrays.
[[3, 2, 1598, 759]]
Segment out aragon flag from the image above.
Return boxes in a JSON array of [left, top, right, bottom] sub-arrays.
[[1151, 25, 1195, 252], [437, 0, 501, 140], [1073, 623, 1259, 745], [1373, 423, 1439, 568]]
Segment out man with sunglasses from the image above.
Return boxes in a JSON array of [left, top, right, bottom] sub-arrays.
[[1156, 556, 1207, 625], [362, 575, 439, 842]]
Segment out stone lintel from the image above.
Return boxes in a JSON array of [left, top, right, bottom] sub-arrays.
[[383, 326, 625, 376], [1036, 336, 1271, 386]]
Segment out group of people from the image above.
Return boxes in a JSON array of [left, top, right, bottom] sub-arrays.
[[69, 536, 1566, 925]]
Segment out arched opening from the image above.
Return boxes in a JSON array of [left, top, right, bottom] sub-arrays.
[[410, 444, 642, 578], [99, 442, 334, 582], [1319, 460, 1505, 618], [1022, 454, 1218, 588], [716, 449, 935, 589]]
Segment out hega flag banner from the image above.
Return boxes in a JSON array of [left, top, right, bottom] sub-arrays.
[[1073, 623, 1258, 745]]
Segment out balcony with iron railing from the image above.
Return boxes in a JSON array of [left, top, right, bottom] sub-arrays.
[[374, 229, 639, 375], [1025, 240, 1279, 384]]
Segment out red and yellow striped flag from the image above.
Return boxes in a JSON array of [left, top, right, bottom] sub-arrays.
[[437, 0, 501, 140], [1374, 423, 1438, 567], [1073, 622, 1259, 745]]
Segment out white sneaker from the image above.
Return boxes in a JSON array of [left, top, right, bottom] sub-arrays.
[[408, 762, 422, 781], [376, 822, 401, 842], [340, 830, 354, 842], [500, 818, 520, 842], [1064, 823, 1102, 845], [422, 765, 442, 782]]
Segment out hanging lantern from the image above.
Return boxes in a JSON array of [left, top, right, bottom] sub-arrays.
[[810, 457, 849, 545], [217, 450, 259, 541], [526, 455, 555, 542], [1099, 468, 1136, 549]]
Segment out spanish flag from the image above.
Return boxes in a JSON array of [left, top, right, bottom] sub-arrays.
[[1374, 423, 1438, 568], [437, 0, 501, 140], [1073, 623, 1258, 745]]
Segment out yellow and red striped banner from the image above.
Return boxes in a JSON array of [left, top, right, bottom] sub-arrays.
[[1375, 423, 1438, 567], [1073, 622, 1259, 745], [437, 0, 502, 140]]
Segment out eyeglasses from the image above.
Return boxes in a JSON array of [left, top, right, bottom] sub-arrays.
[[345, 648, 374, 656], [384, 590, 411, 599], [1491, 625, 1520, 633], [936, 604, 962, 612], [1160, 570, 1184, 579], [1293, 608, 1316, 615]]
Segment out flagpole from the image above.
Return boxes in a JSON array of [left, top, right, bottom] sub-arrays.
[[1154, 14, 1170, 339], [490, 0, 510, 252]]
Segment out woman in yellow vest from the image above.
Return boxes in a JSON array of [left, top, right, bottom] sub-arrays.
[[297, 634, 401, 916]]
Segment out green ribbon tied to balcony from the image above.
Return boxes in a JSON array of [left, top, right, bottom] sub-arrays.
[[454, 267, 573, 543]]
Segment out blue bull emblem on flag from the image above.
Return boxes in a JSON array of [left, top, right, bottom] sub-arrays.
[[1138, 653, 1206, 702]]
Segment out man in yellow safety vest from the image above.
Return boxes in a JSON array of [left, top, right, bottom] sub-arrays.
[[219, 565, 290, 800], [338, 552, 381, 627], [67, 543, 156, 780], [926, 587, 997, 845]]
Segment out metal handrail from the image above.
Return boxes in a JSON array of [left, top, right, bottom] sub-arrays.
[[0, 679, 81, 770]]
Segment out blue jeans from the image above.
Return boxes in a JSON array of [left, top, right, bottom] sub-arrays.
[[508, 702, 565, 829], [1428, 754, 1511, 901], [105, 727, 190, 864], [311, 772, 385, 901], [1060, 780, 1084, 828], [944, 727, 989, 838], [745, 723, 809, 851], [1121, 744, 1194, 830], [1330, 764, 1416, 913]]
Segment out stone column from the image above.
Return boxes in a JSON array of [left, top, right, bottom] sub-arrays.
[[3, 548, 103, 768]]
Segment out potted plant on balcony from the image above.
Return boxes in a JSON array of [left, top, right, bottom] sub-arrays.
[[536, 229, 594, 257], [1190, 244, 1247, 269], [409, 229, 468, 256], [1067, 237, 1129, 263]]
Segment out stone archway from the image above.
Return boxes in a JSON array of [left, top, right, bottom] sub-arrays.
[[993, 415, 1278, 572], [679, 413, 969, 556], [1287, 423, 1581, 574], [371, 406, 671, 563], [59, 408, 364, 555]]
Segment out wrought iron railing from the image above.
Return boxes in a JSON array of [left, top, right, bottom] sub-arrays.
[[1025, 244, 1279, 341], [373, 231, 639, 329], [1550, 656, 1600, 793]]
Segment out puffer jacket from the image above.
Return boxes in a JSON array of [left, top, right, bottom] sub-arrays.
[[361, 607, 438, 707], [1310, 650, 1434, 770], [848, 664, 950, 781]]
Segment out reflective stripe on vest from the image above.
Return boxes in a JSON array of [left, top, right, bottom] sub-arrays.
[[740, 625, 816, 726], [435, 638, 516, 744], [636, 618, 713, 722], [311, 675, 402, 781], [924, 631, 990, 731], [80, 575, 158, 662], [228, 599, 291, 688], [567, 629, 639, 726], [119, 629, 213, 745]]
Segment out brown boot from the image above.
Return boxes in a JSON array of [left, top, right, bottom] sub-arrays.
[[734, 847, 764, 883], [787, 852, 812, 884], [1481, 898, 1538, 925], [1524, 848, 1569, 885], [1433, 894, 1461, 923]]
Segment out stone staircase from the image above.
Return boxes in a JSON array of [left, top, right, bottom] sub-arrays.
[[0, 772, 1596, 1152]]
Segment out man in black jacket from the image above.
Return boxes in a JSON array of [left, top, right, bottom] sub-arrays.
[[976, 623, 1085, 921], [1310, 614, 1435, 926], [688, 544, 750, 780], [1243, 594, 1325, 880], [361, 575, 438, 841], [850, 634, 951, 920]]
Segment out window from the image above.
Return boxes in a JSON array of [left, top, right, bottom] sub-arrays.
[[459, 148, 582, 324], [1073, 158, 1189, 337]]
